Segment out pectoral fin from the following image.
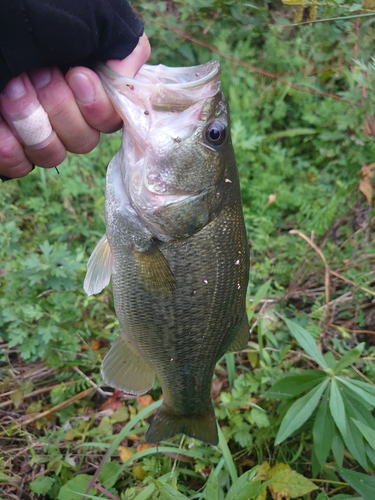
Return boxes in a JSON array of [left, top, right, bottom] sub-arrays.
[[135, 241, 176, 294], [102, 334, 155, 395], [227, 314, 249, 352], [84, 234, 113, 296]]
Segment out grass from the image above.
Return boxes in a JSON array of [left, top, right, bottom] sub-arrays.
[[1, 1, 375, 499]]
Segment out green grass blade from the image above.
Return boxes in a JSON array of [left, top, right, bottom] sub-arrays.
[[217, 424, 238, 483], [225, 353, 236, 387], [205, 470, 219, 500]]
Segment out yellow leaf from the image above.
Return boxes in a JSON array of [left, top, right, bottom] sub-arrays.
[[268, 462, 318, 499], [10, 389, 23, 409], [256, 461, 271, 480], [136, 395, 154, 407], [359, 178, 372, 205], [118, 446, 134, 463], [132, 464, 148, 480]]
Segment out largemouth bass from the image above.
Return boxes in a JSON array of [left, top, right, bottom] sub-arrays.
[[84, 61, 249, 445]]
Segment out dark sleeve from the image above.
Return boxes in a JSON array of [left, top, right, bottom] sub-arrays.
[[0, 0, 144, 93]]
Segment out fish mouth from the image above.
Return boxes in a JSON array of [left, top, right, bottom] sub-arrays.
[[97, 60, 220, 91], [96, 61, 221, 116]]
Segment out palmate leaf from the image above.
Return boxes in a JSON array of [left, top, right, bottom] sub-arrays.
[[337, 377, 375, 408], [283, 318, 328, 369], [329, 379, 347, 439], [275, 379, 329, 444], [265, 370, 327, 399], [352, 419, 375, 451], [337, 467, 375, 500], [313, 387, 335, 468], [333, 343, 365, 374], [331, 430, 345, 467]]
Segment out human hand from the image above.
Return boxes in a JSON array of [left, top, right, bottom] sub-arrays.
[[0, 33, 151, 180]]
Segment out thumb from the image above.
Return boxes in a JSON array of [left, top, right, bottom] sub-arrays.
[[106, 33, 151, 78]]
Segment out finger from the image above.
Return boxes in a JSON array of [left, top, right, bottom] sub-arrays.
[[0, 114, 34, 179], [65, 67, 122, 133], [29, 67, 100, 154], [0, 73, 66, 168], [65, 33, 151, 134], [106, 33, 151, 77]]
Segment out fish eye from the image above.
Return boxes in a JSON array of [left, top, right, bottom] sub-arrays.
[[205, 121, 226, 147]]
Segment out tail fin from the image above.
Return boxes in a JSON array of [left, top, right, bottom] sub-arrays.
[[145, 402, 218, 445]]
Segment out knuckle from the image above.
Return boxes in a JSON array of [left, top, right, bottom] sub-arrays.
[[68, 130, 100, 154]]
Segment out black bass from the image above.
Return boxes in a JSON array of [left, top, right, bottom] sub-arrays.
[[84, 61, 249, 445]]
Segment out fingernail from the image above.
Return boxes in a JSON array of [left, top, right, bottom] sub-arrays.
[[29, 68, 52, 89], [3, 76, 26, 99], [67, 73, 95, 104]]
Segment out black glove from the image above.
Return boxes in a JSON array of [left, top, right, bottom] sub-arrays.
[[0, 0, 144, 93]]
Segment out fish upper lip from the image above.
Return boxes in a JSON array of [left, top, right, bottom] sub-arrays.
[[97, 60, 221, 90]]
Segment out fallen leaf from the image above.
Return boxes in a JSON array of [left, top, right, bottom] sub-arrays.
[[268, 462, 318, 499], [132, 464, 148, 480], [136, 443, 152, 453], [136, 394, 154, 407], [118, 446, 134, 463], [267, 193, 277, 207]]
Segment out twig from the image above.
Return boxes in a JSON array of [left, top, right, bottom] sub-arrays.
[[0, 387, 94, 436], [289, 230, 331, 324], [93, 483, 121, 500], [329, 269, 375, 298], [73, 366, 113, 397]]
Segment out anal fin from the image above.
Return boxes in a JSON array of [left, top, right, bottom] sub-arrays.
[[84, 234, 113, 296], [227, 314, 249, 352], [102, 334, 155, 395]]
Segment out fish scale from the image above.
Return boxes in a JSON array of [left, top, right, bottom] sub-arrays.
[[84, 61, 249, 444]]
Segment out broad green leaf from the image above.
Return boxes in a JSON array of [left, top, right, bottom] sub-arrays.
[[154, 482, 190, 500], [283, 318, 328, 368], [265, 370, 326, 399], [98, 461, 122, 489], [275, 379, 328, 444], [57, 475, 96, 500], [352, 419, 375, 451], [333, 343, 365, 374], [205, 470, 219, 500], [329, 379, 347, 439], [251, 279, 272, 308], [268, 463, 318, 499], [337, 467, 375, 500], [30, 476, 55, 495], [337, 377, 375, 408], [226, 471, 261, 500], [313, 387, 335, 468]]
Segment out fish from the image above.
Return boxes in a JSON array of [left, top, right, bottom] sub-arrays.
[[84, 60, 250, 445]]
